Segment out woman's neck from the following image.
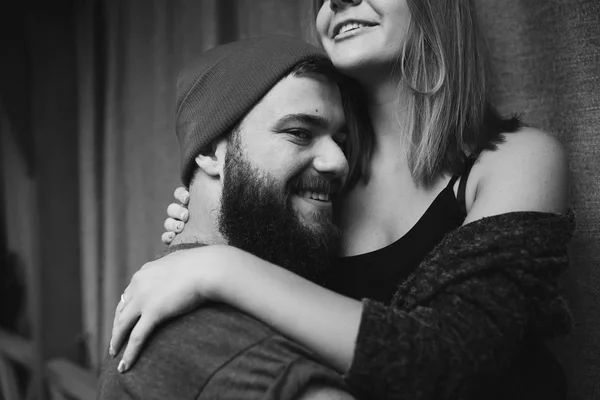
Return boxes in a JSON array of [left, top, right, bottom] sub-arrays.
[[361, 75, 412, 163]]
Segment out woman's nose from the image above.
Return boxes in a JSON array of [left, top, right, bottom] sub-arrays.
[[330, 0, 362, 12]]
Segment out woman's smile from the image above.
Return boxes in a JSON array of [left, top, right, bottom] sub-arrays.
[[333, 21, 378, 41]]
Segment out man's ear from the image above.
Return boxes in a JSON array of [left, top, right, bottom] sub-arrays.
[[195, 136, 228, 178]]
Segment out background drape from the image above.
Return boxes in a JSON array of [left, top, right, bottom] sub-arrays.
[[1, 0, 598, 399], [75, 0, 314, 375]]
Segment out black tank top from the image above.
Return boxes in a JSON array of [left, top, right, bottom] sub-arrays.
[[325, 158, 476, 304]]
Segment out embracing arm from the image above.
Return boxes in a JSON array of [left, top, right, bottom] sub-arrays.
[[207, 211, 573, 399]]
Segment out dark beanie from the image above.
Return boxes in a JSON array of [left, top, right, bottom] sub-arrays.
[[176, 35, 328, 186]]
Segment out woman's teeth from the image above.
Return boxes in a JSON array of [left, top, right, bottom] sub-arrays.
[[338, 22, 368, 36], [299, 190, 330, 202]]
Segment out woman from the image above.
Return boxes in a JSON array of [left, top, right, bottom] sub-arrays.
[[110, 0, 573, 398]]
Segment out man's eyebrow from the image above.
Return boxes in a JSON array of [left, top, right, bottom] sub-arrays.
[[273, 113, 347, 132]]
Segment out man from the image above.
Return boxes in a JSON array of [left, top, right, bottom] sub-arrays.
[[98, 35, 360, 399]]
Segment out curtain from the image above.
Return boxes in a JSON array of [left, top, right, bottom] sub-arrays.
[[76, 0, 312, 371], [76, 1, 599, 399]]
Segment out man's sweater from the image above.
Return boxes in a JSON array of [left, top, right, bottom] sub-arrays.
[[346, 211, 574, 399]]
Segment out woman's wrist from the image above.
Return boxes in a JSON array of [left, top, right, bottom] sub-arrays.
[[162, 245, 231, 302], [193, 244, 244, 303], [199, 246, 282, 308]]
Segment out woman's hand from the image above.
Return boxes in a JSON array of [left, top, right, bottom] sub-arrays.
[[109, 246, 225, 372], [161, 187, 190, 244]]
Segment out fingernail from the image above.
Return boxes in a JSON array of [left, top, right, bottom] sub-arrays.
[[182, 194, 189, 204], [177, 222, 183, 231], [180, 211, 188, 221], [108, 344, 114, 357], [168, 232, 175, 239], [118, 360, 127, 373]]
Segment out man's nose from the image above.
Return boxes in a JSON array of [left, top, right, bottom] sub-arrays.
[[330, 0, 362, 12], [312, 139, 349, 181]]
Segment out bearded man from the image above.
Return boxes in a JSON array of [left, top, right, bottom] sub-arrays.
[[98, 35, 362, 400]]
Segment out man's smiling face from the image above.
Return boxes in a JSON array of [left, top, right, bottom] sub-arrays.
[[227, 72, 348, 231], [217, 72, 349, 277]]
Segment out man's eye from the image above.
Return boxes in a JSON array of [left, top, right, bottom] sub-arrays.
[[288, 130, 312, 141]]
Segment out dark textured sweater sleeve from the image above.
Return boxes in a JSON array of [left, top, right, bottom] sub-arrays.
[[344, 211, 574, 400]]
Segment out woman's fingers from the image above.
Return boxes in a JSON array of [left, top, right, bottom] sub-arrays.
[[174, 187, 190, 205], [162, 194, 188, 244], [117, 315, 158, 373], [109, 302, 124, 355], [109, 302, 141, 357], [167, 203, 189, 222], [164, 217, 185, 233], [161, 231, 175, 245], [108, 296, 127, 356]]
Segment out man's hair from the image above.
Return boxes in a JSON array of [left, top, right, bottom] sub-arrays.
[[190, 57, 374, 189]]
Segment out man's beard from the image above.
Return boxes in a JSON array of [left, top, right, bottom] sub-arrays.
[[218, 138, 341, 283]]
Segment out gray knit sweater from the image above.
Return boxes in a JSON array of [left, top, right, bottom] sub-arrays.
[[346, 211, 574, 399]]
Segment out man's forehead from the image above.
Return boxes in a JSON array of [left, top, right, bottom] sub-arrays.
[[249, 74, 344, 124]]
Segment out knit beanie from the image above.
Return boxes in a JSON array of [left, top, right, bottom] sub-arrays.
[[176, 35, 328, 186]]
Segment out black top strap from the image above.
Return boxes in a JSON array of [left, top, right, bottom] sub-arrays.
[[447, 172, 461, 189], [457, 156, 477, 216]]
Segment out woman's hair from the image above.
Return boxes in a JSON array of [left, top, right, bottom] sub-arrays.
[[309, 0, 520, 186]]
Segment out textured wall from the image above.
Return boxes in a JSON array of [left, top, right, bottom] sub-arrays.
[[477, 1, 600, 398]]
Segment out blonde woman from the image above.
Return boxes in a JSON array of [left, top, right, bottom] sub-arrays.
[[110, 1, 572, 398]]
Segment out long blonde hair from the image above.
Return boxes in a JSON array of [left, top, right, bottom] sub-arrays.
[[310, 0, 520, 186]]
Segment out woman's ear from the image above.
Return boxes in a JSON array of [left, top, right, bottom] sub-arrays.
[[195, 136, 228, 178]]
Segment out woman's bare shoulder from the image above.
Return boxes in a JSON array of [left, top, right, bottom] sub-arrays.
[[463, 127, 569, 224], [484, 127, 567, 172]]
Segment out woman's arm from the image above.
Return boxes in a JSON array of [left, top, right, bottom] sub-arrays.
[[199, 212, 573, 399], [208, 218, 572, 399], [116, 219, 569, 397]]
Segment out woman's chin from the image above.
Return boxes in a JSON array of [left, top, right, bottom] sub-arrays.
[[324, 45, 391, 78], [330, 56, 393, 83]]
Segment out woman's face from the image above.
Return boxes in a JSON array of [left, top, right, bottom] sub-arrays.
[[316, 0, 411, 76]]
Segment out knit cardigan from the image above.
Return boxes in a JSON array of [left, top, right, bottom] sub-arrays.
[[346, 211, 574, 399]]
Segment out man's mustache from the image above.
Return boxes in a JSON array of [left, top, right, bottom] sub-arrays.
[[290, 175, 342, 195]]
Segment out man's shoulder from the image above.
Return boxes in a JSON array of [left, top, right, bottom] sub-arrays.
[[98, 305, 278, 400], [200, 334, 350, 400], [98, 305, 350, 400]]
